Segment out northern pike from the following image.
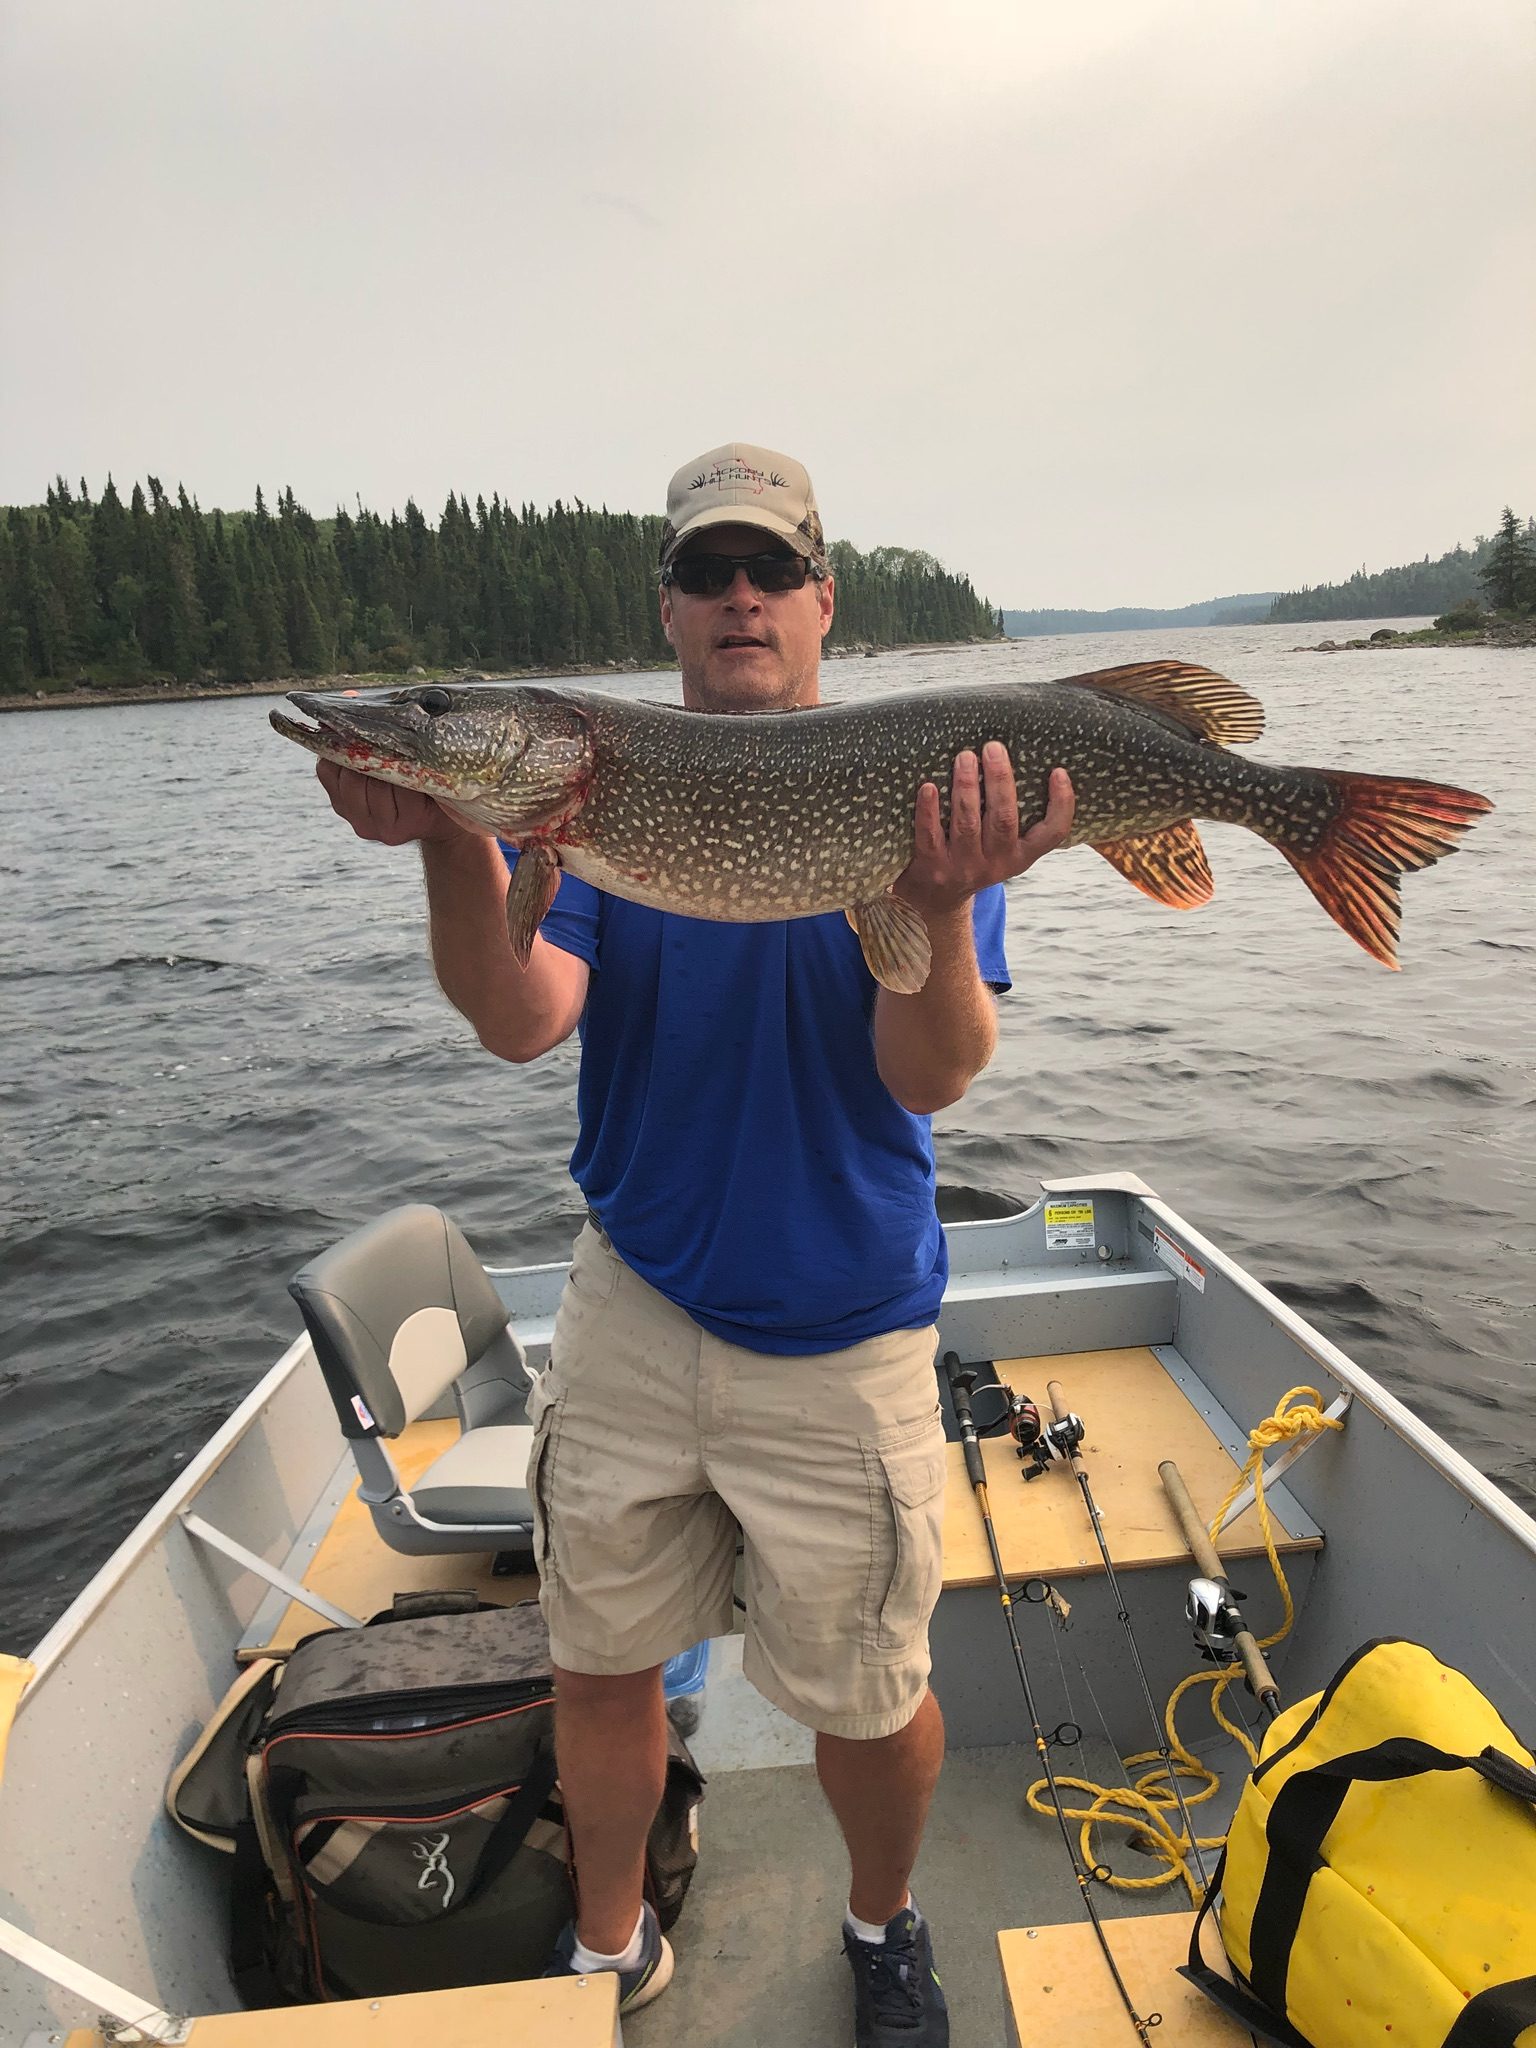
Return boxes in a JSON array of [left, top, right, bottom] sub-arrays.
[[271, 664, 1491, 990]]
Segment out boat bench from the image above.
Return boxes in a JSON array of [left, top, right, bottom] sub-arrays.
[[998, 1909, 1234, 2046], [932, 1344, 1322, 1750], [60, 1974, 620, 2047]]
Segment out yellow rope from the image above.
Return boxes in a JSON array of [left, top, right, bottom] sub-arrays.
[[1025, 1386, 1345, 1900]]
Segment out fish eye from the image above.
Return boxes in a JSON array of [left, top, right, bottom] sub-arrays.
[[416, 687, 453, 715]]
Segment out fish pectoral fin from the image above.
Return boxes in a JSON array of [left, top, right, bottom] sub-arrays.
[[1093, 820, 1214, 908], [846, 894, 932, 994], [1063, 661, 1264, 747], [504, 844, 562, 966]]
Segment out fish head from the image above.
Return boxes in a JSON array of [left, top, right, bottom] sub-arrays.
[[270, 683, 593, 836]]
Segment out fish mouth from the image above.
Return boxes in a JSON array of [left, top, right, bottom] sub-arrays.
[[269, 689, 457, 794]]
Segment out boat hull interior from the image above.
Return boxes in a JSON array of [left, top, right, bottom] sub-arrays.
[[4, 1178, 1533, 2045]]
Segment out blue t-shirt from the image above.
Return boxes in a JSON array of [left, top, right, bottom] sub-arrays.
[[502, 847, 1011, 1355]]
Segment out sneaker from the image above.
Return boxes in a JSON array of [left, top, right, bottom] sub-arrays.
[[542, 1900, 675, 2013], [843, 1904, 949, 2045]]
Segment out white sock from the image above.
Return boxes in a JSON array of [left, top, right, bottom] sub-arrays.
[[571, 1908, 646, 1975], [845, 1894, 916, 1944]]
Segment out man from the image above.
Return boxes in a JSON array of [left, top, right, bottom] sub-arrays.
[[317, 443, 1073, 2046]]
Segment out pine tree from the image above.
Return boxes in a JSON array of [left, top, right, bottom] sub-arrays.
[[1479, 506, 1536, 615]]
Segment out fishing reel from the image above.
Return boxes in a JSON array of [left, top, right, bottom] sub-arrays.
[[957, 1367, 1084, 1478], [1185, 1574, 1247, 1665], [1016, 1404, 1086, 1481]]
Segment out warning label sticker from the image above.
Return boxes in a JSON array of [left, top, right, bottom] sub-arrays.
[[1044, 1199, 1096, 1251], [1154, 1226, 1206, 1292]]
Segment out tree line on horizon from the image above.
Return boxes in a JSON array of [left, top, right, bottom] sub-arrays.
[[1264, 508, 1536, 624], [0, 477, 1001, 693]]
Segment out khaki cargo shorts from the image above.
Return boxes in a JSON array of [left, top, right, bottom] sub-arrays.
[[524, 1224, 947, 1739]]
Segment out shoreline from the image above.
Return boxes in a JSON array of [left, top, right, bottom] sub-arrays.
[[0, 638, 1000, 713], [1292, 623, 1536, 653]]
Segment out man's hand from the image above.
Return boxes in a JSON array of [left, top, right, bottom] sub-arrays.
[[895, 749, 1074, 917], [316, 760, 472, 846]]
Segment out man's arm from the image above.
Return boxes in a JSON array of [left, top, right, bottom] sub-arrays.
[[317, 761, 588, 1063], [873, 750, 1074, 1114]]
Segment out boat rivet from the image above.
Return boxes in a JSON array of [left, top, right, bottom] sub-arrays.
[[1026, 1928, 1038, 1939]]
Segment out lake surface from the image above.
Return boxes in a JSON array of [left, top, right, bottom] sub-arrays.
[[2, 622, 1532, 1653]]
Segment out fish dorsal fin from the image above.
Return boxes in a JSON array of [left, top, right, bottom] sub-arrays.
[[1094, 820, 1214, 907], [1063, 662, 1264, 746]]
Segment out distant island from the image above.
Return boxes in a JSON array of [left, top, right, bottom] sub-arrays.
[[0, 477, 1003, 703], [1005, 505, 1536, 635], [1003, 594, 1276, 636]]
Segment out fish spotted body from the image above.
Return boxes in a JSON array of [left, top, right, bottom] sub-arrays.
[[272, 662, 1491, 988]]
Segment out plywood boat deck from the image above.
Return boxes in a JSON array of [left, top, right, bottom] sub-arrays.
[[61, 1974, 620, 2047], [942, 1346, 1320, 1589], [999, 1910, 1236, 2046]]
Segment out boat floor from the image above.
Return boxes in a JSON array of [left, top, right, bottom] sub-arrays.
[[630, 1623, 1248, 2044]]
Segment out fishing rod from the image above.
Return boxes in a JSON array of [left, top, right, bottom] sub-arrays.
[[942, 1351, 1161, 2044], [1159, 1460, 1282, 1722], [1022, 1378, 1212, 1888]]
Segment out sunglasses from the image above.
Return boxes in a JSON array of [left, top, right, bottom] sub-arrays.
[[662, 550, 822, 597]]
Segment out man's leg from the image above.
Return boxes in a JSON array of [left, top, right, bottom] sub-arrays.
[[553, 1663, 668, 1954], [816, 1687, 945, 1926]]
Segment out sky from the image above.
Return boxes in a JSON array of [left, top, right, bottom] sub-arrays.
[[2, 0, 1533, 610]]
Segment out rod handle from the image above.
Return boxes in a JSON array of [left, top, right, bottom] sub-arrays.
[[1045, 1379, 1085, 1470], [943, 1352, 988, 1490], [1160, 1459, 1281, 1712]]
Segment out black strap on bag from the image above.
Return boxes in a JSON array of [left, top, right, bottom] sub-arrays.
[[462, 1748, 561, 1904], [1179, 1849, 1316, 2048], [1441, 1977, 1536, 2048], [372, 1589, 485, 1624], [1248, 1740, 1536, 2017], [229, 1817, 287, 2008]]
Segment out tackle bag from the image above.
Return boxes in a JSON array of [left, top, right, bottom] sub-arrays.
[[1183, 1637, 1536, 2048], [167, 1592, 704, 2004]]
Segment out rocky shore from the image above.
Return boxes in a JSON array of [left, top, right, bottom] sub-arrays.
[[1294, 622, 1536, 653]]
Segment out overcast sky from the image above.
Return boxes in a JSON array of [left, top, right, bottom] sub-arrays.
[[2, 0, 1532, 609]]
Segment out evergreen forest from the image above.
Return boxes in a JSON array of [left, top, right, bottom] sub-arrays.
[[0, 478, 1002, 694], [1265, 512, 1536, 623]]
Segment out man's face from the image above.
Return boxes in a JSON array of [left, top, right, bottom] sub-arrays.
[[659, 523, 835, 713]]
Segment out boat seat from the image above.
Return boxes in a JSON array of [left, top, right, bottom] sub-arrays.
[[288, 1203, 537, 1560]]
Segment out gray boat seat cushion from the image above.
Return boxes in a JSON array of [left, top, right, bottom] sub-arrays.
[[289, 1204, 521, 1440], [410, 1424, 535, 1525]]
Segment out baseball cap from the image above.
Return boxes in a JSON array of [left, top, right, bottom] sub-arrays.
[[658, 443, 827, 571]]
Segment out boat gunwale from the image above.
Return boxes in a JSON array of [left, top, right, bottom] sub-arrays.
[[1133, 1191, 1536, 1557], [21, 1332, 317, 1693]]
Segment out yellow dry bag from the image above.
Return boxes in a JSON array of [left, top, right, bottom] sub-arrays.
[[1184, 1637, 1536, 2048]]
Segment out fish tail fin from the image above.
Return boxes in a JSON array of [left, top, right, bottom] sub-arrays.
[[1274, 771, 1492, 968]]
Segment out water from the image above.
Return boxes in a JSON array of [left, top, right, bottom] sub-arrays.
[[2, 624, 1532, 1654]]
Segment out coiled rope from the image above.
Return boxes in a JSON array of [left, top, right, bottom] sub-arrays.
[[1025, 1386, 1345, 1902]]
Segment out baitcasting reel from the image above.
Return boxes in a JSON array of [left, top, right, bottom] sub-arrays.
[[1014, 1399, 1086, 1481], [1185, 1574, 1248, 1664]]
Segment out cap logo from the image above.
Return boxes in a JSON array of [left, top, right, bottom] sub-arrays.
[[690, 458, 788, 496]]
